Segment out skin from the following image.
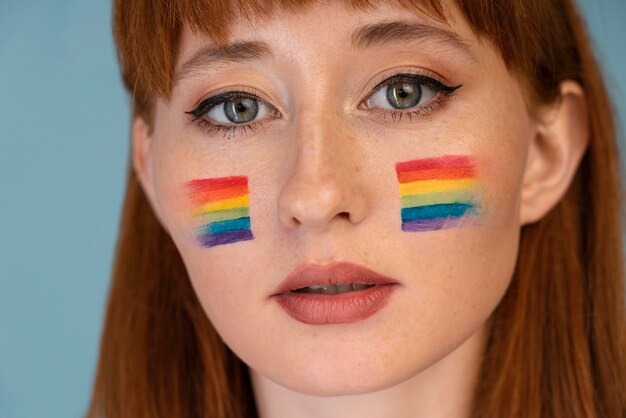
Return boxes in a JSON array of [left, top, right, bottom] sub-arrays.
[[133, 1, 589, 417]]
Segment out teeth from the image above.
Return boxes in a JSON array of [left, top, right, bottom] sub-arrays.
[[293, 283, 375, 295]]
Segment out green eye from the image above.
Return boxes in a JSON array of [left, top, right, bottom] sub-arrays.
[[365, 73, 461, 113], [223, 98, 259, 123], [386, 82, 422, 109], [185, 90, 281, 138]]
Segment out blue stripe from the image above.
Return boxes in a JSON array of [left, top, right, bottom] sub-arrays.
[[201, 217, 251, 235], [401, 203, 475, 221]]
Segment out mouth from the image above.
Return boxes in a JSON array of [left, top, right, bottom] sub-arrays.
[[270, 262, 400, 325], [291, 283, 375, 295]]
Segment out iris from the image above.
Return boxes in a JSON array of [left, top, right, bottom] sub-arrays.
[[224, 97, 259, 123], [387, 82, 422, 109]]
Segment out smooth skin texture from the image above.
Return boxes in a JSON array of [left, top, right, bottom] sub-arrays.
[[132, 1, 589, 417]]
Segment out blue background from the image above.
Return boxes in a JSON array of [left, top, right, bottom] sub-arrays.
[[0, 1, 624, 417]]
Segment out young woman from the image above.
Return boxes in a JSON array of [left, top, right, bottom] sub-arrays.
[[87, 0, 626, 417]]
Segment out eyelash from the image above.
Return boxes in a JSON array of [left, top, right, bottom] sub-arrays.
[[185, 72, 462, 138]]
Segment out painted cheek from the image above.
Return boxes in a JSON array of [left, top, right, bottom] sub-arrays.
[[395, 155, 481, 232], [184, 175, 254, 248]]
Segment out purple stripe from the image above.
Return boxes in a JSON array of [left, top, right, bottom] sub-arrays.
[[198, 229, 254, 247], [401, 218, 465, 232]]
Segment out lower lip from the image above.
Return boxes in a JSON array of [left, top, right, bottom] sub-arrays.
[[273, 284, 398, 325]]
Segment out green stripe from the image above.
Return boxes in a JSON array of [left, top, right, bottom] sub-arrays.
[[202, 217, 251, 235], [195, 207, 249, 223], [401, 190, 475, 208]]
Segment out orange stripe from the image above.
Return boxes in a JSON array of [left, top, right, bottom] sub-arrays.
[[397, 166, 476, 183], [188, 183, 249, 205]]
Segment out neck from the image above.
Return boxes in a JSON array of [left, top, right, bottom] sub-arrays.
[[250, 324, 486, 418]]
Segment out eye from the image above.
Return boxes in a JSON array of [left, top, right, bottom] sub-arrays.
[[206, 96, 268, 124], [364, 73, 461, 112], [185, 90, 279, 134]]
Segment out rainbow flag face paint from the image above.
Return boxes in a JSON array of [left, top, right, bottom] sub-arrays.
[[185, 176, 254, 248], [395, 155, 480, 232]]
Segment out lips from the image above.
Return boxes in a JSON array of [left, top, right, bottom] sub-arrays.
[[271, 262, 400, 325]]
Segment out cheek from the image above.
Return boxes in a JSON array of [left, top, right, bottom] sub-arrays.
[[381, 143, 526, 367], [390, 153, 523, 338]]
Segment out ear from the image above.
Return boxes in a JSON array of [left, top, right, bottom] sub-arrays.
[[132, 116, 158, 209], [520, 80, 590, 225]]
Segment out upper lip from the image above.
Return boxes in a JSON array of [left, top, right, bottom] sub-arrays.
[[272, 261, 400, 295]]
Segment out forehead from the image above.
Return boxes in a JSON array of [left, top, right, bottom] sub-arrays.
[[180, 0, 453, 44], [174, 1, 479, 81]]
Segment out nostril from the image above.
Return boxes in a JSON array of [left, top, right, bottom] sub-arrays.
[[290, 216, 302, 227], [337, 212, 350, 221]]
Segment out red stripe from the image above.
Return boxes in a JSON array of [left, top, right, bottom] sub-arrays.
[[395, 155, 475, 173], [186, 176, 248, 193]]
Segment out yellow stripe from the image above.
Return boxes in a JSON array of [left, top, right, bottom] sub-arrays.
[[193, 195, 250, 215], [401, 190, 475, 208], [399, 178, 476, 195]]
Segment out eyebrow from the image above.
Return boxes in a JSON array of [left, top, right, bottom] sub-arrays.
[[174, 20, 474, 84], [350, 20, 474, 59], [175, 41, 273, 84]]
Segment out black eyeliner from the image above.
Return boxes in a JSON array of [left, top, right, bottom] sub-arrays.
[[374, 73, 462, 95]]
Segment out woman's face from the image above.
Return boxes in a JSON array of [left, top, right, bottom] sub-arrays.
[[140, 1, 534, 395]]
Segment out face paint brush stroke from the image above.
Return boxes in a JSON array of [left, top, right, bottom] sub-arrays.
[[185, 176, 254, 247], [396, 155, 480, 232]]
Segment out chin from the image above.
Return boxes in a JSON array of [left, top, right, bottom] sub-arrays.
[[247, 337, 444, 397], [266, 361, 417, 397], [243, 311, 491, 399]]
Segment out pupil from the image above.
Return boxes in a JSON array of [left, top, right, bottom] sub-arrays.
[[386, 82, 422, 109], [225, 98, 259, 123]]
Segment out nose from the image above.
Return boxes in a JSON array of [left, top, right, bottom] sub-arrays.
[[277, 112, 368, 231]]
